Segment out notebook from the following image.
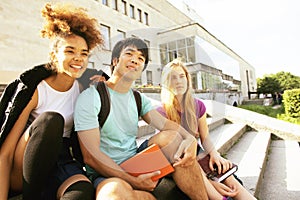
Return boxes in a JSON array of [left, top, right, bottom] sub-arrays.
[[120, 144, 175, 181], [198, 154, 238, 182]]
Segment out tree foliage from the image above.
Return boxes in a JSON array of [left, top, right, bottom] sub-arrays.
[[257, 71, 300, 94]]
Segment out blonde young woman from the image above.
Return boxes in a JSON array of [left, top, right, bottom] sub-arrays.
[[157, 59, 256, 200], [0, 3, 106, 199]]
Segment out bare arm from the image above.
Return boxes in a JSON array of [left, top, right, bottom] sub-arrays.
[[142, 109, 197, 167], [198, 113, 232, 173], [77, 128, 159, 191], [0, 90, 37, 199]]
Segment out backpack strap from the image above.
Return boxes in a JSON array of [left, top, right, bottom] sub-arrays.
[[96, 81, 110, 128], [133, 89, 142, 117], [96, 82, 142, 128]]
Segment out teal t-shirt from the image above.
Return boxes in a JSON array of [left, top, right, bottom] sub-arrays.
[[74, 84, 153, 176]]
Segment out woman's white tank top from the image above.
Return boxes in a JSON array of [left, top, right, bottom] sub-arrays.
[[30, 80, 80, 138]]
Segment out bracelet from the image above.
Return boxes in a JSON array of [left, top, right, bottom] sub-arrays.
[[222, 197, 228, 200]]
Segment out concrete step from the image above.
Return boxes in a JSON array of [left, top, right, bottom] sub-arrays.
[[209, 122, 247, 155], [226, 130, 271, 198], [258, 140, 300, 199], [206, 115, 226, 132]]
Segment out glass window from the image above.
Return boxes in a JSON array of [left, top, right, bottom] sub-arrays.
[[144, 12, 149, 25], [135, 77, 142, 85], [112, 0, 118, 10], [129, 4, 134, 18], [137, 9, 142, 22], [121, 0, 127, 15], [186, 37, 194, 46], [177, 48, 186, 62], [159, 44, 168, 66], [113, 30, 126, 47], [88, 61, 95, 69], [168, 41, 176, 50], [144, 39, 150, 60], [187, 46, 195, 62], [177, 39, 186, 49], [102, 0, 108, 6], [146, 70, 153, 85], [100, 24, 111, 50]]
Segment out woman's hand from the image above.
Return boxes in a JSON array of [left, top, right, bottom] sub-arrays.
[[209, 179, 239, 198], [209, 151, 232, 174], [89, 75, 106, 84]]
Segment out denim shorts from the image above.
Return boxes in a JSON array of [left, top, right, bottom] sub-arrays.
[[42, 138, 86, 198]]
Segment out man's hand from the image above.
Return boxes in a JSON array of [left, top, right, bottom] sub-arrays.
[[131, 171, 161, 191]]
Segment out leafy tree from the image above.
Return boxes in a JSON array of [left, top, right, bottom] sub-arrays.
[[272, 71, 300, 91], [257, 76, 281, 94], [257, 71, 300, 94]]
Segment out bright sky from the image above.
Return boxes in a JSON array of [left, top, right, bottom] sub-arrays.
[[170, 0, 300, 78]]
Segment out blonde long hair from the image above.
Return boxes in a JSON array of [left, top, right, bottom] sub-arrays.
[[161, 59, 198, 136]]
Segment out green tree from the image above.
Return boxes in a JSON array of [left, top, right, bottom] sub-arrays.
[[257, 76, 281, 94], [273, 71, 300, 91], [257, 71, 300, 94]]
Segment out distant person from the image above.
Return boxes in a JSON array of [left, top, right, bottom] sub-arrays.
[[157, 58, 257, 200], [0, 3, 106, 199], [74, 37, 209, 200]]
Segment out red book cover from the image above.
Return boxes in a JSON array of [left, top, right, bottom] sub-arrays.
[[198, 154, 238, 182], [120, 144, 174, 181]]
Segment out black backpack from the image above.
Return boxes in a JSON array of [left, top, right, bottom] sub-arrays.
[[96, 81, 142, 127]]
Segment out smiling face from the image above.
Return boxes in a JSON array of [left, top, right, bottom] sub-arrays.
[[113, 45, 146, 81], [51, 34, 89, 79], [170, 66, 188, 96]]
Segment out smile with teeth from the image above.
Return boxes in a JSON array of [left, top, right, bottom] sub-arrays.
[[71, 65, 82, 69]]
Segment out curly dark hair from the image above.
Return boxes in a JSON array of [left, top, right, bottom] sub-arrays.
[[40, 3, 103, 50]]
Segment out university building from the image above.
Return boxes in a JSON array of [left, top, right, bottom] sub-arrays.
[[0, 0, 257, 103]]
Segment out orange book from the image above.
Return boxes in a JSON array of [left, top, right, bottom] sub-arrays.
[[120, 144, 174, 181]]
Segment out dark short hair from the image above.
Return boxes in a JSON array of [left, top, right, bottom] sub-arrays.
[[110, 37, 149, 73]]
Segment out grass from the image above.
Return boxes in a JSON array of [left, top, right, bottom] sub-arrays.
[[239, 104, 300, 125], [238, 104, 285, 118]]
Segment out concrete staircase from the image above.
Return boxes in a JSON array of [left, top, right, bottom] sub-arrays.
[[136, 100, 300, 199]]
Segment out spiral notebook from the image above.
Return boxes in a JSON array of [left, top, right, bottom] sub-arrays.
[[120, 144, 174, 181]]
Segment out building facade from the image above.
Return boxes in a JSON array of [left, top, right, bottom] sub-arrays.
[[0, 0, 257, 102]]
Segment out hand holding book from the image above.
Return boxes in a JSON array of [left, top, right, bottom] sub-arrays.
[[197, 154, 238, 183], [120, 144, 174, 181]]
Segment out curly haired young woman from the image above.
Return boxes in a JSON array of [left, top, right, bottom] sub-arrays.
[[0, 3, 105, 199]]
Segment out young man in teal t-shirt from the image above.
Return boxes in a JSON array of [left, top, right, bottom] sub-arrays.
[[74, 37, 208, 200]]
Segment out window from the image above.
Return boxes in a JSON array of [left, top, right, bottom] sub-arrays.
[[102, 0, 108, 6], [137, 9, 142, 22], [135, 77, 142, 85], [146, 71, 153, 85], [121, 0, 127, 15], [129, 4, 135, 19], [113, 30, 126, 47], [159, 37, 196, 64], [117, 30, 126, 40], [144, 39, 150, 60], [144, 12, 149, 25], [112, 0, 118, 10], [100, 24, 111, 50], [88, 61, 95, 69]]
